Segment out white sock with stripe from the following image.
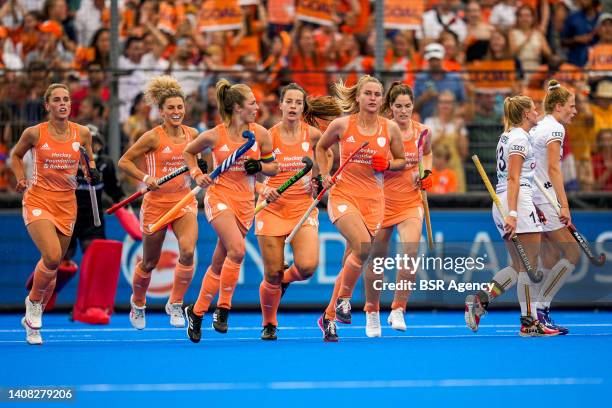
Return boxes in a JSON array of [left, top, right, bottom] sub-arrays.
[[538, 258, 575, 309]]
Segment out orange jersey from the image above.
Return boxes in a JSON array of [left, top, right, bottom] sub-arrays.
[[23, 121, 81, 236], [383, 120, 428, 206], [430, 168, 458, 194], [143, 125, 193, 203], [334, 114, 390, 197], [208, 123, 259, 201], [263, 122, 313, 202], [588, 44, 612, 73], [30, 121, 82, 192]]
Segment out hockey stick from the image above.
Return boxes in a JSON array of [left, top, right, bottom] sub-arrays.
[[106, 158, 207, 214], [533, 176, 605, 266], [417, 128, 434, 250], [149, 130, 256, 233], [254, 156, 313, 215], [285, 141, 368, 244], [472, 154, 542, 282], [79, 147, 101, 227]]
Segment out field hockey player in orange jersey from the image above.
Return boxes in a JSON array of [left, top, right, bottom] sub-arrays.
[[315, 75, 406, 342], [362, 82, 433, 337], [255, 83, 342, 340], [118, 76, 202, 330], [183, 79, 278, 343], [10, 83, 98, 345]]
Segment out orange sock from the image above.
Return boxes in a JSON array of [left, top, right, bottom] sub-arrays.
[[282, 264, 303, 284], [391, 266, 416, 311], [324, 270, 343, 320], [217, 258, 241, 309], [29, 260, 57, 302], [132, 262, 151, 307], [338, 254, 363, 298], [169, 262, 195, 304], [194, 267, 220, 316], [42, 277, 57, 307], [260, 280, 282, 326]]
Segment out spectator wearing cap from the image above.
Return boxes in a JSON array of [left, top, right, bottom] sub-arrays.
[[24, 20, 73, 72], [586, 13, 612, 78], [591, 79, 612, 137], [562, 0, 601, 67], [414, 42, 467, 121], [420, 0, 467, 44]]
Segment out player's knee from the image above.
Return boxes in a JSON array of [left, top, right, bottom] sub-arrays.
[[140, 260, 158, 273], [226, 243, 245, 264], [296, 262, 317, 279], [42, 251, 62, 270], [264, 270, 283, 285], [179, 247, 195, 265]]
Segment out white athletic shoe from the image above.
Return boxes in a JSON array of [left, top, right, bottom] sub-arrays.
[[24, 296, 43, 329], [21, 317, 42, 345], [365, 311, 382, 338], [129, 296, 146, 330], [387, 308, 407, 331], [165, 301, 185, 327]]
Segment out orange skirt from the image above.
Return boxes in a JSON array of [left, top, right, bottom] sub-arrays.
[[204, 187, 254, 231], [22, 186, 77, 236], [327, 188, 384, 236], [140, 194, 197, 235], [255, 196, 318, 236]]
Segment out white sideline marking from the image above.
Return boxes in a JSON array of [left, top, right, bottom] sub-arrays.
[[1, 332, 612, 344], [76, 377, 603, 392], [0, 323, 611, 333]]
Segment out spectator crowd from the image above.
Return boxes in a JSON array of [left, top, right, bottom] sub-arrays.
[[0, 0, 610, 194]]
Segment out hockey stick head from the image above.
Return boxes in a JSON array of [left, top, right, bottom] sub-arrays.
[[301, 156, 313, 172], [78, 146, 93, 183], [417, 128, 430, 159], [242, 130, 256, 142]]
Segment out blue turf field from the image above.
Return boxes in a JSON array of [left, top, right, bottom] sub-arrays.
[[1, 310, 610, 407]]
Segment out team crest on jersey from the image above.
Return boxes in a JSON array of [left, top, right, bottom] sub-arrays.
[[217, 203, 228, 211], [377, 137, 386, 147], [531, 162, 536, 169], [257, 221, 264, 231], [162, 146, 172, 154], [122, 231, 198, 298], [302, 142, 310, 152], [337, 204, 348, 213], [219, 144, 230, 152], [32, 209, 42, 217], [72, 142, 80, 152]]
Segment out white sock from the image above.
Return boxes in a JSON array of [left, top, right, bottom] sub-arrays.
[[538, 258, 575, 309], [517, 272, 538, 320], [532, 267, 551, 310], [492, 265, 518, 292]]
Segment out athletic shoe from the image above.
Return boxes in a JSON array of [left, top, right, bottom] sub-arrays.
[[129, 296, 146, 330], [261, 323, 278, 340], [184, 304, 203, 343], [335, 297, 352, 324], [24, 296, 43, 330], [280, 282, 290, 298], [21, 317, 42, 345], [464, 294, 487, 332], [318, 314, 338, 342], [365, 311, 382, 338], [387, 308, 407, 331], [519, 315, 560, 337], [165, 301, 185, 328], [212, 307, 229, 333], [537, 307, 569, 335]]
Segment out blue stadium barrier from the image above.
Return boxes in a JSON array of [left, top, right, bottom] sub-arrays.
[[1, 210, 611, 308]]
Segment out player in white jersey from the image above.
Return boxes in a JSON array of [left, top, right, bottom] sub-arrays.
[[529, 80, 580, 334], [465, 95, 558, 337]]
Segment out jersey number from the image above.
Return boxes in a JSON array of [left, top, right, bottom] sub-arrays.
[[497, 147, 506, 172]]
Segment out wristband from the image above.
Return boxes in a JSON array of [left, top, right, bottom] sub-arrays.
[[508, 210, 518, 218], [89, 160, 95, 167]]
